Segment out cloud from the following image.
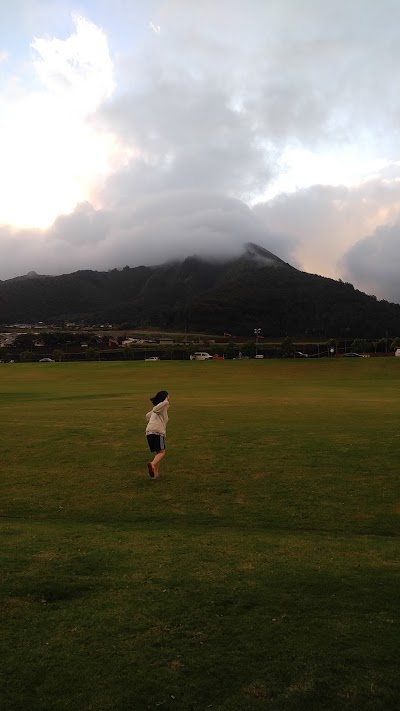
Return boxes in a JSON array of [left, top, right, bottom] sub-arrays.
[[343, 223, 400, 303], [0, 224, 46, 279], [31, 13, 114, 108], [97, 75, 278, 203], [2, 0, 400, 306], [0, 14, 117, 228], [0, 50, 8, 62], [0, 191, 298, 280], [149, 21, 161, 34], [49, 202, 111, 245], [0, 189, 398, 309], [88, 0, 400, 293], [148, 0, 400, 155], [253, 171, 400, 288]]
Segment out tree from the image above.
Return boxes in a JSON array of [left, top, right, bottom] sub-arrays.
[[351, 338, 368, 353], [88, 335, 103, 347], [180, 345, 191, 360], [391, 337, 400, 352], [327, 338, 337, 356], [224, 341, 236, 360], [123, 346, 134, 360], [377, 338, 391, 353], [242, 340, 256, 358], [207, 343, 219, 356], [13, 334, 36, 350], [85, 347, 100, 361], [20, 350, 35, 362], [41, 332, 64, 348], [280, 337, 294, 358]]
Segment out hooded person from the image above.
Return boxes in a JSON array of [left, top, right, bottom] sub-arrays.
[[145, 390, 170, 478]]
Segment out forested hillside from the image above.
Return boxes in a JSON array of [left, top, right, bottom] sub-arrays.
[[1, 243, 400, 337]]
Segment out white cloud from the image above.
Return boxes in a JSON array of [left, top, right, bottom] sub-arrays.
[[263, 148, 390, 200], [0, 14, 118, 229], [31, 13, 114, 109], [149, 21, 161, 34], [0, 50, 8, 62]]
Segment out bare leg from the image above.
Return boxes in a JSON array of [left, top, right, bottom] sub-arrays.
[[152, 449, 166, 478]]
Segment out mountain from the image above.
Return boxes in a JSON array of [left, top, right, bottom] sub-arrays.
[[1, 243, 400, 337], [7, 271, 52, 282]]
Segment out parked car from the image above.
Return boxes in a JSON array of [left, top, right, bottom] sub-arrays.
[[254, 354, 264, 359], [39, 358, 55, 362], [395, 348, 400, 357], [145, 357, 160, 361], [342, 353, 363, 358], [190, 352, 213, 360]]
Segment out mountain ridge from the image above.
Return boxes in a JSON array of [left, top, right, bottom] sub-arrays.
[[0, 244, 399, 337]]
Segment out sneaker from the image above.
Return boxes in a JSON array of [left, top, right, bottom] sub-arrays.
[[147, 462, 155, 478]]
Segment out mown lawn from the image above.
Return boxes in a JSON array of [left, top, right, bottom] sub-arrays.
[[0, 359, 399, 710]]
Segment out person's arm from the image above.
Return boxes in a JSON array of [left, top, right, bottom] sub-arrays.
[[152, 399, 169, 414]]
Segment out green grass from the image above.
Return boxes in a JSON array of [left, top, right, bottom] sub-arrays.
[[0, 360, 399, 710]]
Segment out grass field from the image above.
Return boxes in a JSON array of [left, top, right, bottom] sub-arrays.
[[0, 359, 399, 711]]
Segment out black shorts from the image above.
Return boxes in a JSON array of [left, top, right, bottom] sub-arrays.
[[147, 434, 166, 452]]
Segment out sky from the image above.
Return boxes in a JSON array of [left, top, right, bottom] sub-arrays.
[[1, 0, 400, 303]]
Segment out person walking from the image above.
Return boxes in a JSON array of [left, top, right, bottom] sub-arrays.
[[145, 390, 170, 478]]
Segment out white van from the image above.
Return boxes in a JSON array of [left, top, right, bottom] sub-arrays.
[[190, 352, 213, 360], [395, 348, 400, 357]]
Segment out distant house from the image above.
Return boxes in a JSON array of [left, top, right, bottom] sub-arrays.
[[122, 338, 145, 345], [0, 336, 15, 347]]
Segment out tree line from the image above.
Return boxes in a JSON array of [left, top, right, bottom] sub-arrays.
[[2, 246, 400, 338]]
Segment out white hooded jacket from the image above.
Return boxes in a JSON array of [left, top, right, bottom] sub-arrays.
[[145, 399, 169, 436]]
